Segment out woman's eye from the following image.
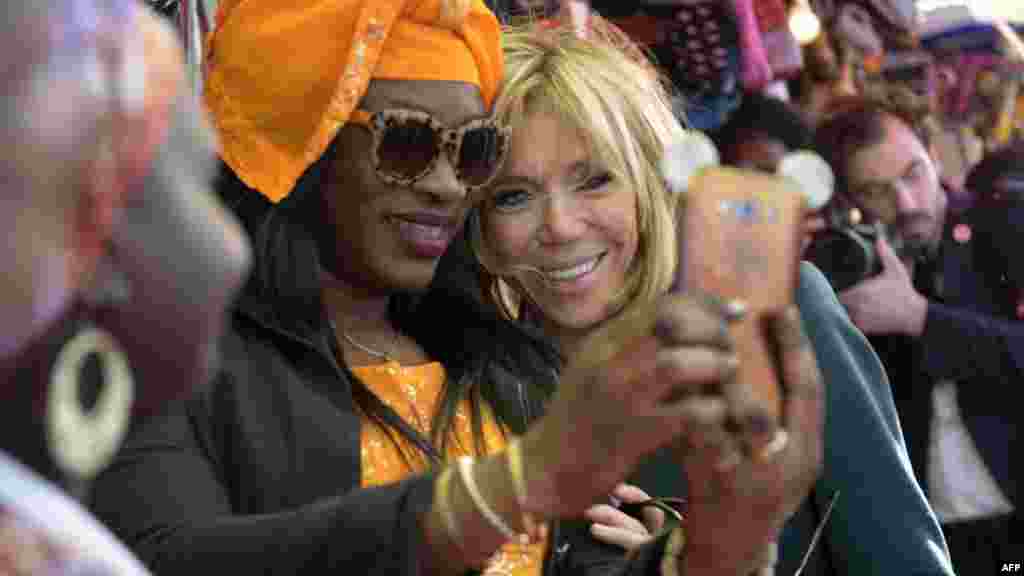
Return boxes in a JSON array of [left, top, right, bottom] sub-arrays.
[[490, 189, 532, 212], [580, 171, 613, 192]]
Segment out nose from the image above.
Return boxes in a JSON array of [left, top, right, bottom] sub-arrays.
[[414, 152, 465, 205], [538, 192, 586, 244]]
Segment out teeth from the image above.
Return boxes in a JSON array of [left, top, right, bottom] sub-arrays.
[[407, 223, 446, 240], [545, 255, 601, 282], [396, 218, 447, 240]]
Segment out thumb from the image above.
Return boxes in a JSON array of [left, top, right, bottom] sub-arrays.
[[876, 236, 903, 271]]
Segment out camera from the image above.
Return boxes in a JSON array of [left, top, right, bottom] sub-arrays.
[[804, 205, 884, 292], [805, 203, 933, 292]]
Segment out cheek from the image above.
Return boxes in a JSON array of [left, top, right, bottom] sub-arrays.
[[918, 173, 942, 212], [601, 193, 640, 265], [485, 216, 534, 264], [325, 130, 382, 220]]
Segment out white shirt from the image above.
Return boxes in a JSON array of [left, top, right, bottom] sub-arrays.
[[927, 380, 1015, 523]]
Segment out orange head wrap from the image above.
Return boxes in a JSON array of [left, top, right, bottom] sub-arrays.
[[203, 0, 503, 202]]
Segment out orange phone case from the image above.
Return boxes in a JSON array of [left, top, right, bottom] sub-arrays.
[[675, 167, 804, 427]]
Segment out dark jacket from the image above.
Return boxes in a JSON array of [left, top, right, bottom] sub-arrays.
[[871, 212, 1020, 513]]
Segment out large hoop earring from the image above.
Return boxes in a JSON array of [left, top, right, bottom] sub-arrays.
[[46, 326, 134, 482]]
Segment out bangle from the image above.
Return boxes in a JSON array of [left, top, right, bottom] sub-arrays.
[[435, 467, 464, 550], [456, 457, 519, 541], [505, 438, 545, 543], [660, 526, 687, 576]]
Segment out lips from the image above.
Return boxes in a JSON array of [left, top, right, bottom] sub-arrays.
[[543, 254, 605, 282], [390, 212, 457, 259], [529, 253, 607, 299]]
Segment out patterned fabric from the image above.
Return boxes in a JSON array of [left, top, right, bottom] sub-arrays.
[[203, 0, 504, 202], [592, 1, 742, 131], [353, 361, 545, 576]]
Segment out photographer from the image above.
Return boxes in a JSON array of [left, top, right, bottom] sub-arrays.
[[813, 96, 1019, 575]]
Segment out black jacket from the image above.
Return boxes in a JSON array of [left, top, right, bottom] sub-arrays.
[[871, 212, 1019, 512]]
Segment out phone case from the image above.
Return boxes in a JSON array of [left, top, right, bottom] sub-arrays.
[[675, 167, 803, 427]]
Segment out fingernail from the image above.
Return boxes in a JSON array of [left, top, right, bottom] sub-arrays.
[[724, 299, 748, 321], [722, 354, 740, 376], [757, 429, 789, 462], [715, 450, 742, 472], [654, 318, 673, 341], [745, 414, 773, 436]]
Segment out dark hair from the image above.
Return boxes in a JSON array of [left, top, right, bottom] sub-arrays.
[[965, 142, 1024, 314], [144, 0, 180, 20], [712, 91, 812, 163], [814, 92, 935, 200], [217, 145, 560, 461], [966, 143, 1024, 203]]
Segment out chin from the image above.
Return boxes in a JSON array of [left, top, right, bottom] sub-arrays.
[[384, 261, 440, 294], [544, 303, 610, 332]]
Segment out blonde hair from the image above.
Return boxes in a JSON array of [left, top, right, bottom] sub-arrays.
[[472, 17, 686, 322]]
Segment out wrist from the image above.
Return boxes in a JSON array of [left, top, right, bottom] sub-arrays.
[[431, 459, 517, 569], [517, 426, 563, 517]]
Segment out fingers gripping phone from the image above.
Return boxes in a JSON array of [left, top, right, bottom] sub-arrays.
[[673, 167, 805, 430]]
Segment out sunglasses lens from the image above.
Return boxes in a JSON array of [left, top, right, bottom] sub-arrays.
[[458, 126, 506, 187], [377, 120, 438, 180]]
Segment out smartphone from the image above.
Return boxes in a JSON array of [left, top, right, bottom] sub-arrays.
[[673, 167, 804, 430]]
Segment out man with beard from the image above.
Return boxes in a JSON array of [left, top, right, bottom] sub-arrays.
[[814, 97, 1019, 574]]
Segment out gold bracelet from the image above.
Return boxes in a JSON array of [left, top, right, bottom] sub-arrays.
[[435, 467, 465, 551], [504, 438, 545, 543], [660, 526, 687, 576], [456, 457, 520, 541]]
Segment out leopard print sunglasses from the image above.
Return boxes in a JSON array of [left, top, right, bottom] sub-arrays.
[[349, 108, 510, 193]]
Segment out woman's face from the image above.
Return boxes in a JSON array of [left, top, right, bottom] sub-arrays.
[[481, 111, 639, 332], [323, 79, 487, 294]]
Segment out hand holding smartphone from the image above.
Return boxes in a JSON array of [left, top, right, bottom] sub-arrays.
[[676, 168, 803, 432], [664, 136, 831, 446]]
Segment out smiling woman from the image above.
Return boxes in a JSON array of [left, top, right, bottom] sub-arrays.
[[473, 19, 685, 353], [469, 16, 957, 576]]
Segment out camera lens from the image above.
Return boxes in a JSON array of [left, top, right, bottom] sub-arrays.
[[805, 231, 875, 292]]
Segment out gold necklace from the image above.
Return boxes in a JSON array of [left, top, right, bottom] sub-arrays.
[[339, 325, 398, 363]]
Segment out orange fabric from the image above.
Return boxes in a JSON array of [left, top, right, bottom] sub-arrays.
[[203, 0, 503, 203], [353, 361, 545, 576]]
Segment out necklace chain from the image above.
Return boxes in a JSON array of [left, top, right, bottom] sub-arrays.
[[340, 327, 398, 362]]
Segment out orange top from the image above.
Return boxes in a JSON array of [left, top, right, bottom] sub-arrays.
[[352, 361, 545, 576]]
